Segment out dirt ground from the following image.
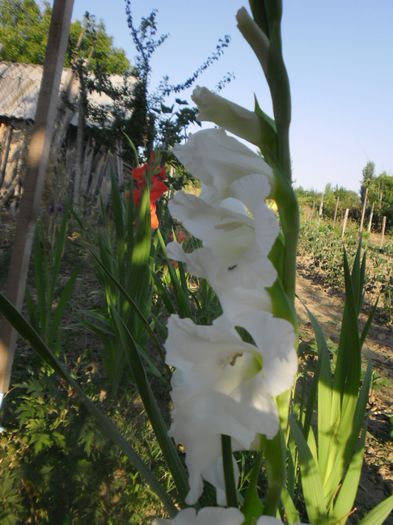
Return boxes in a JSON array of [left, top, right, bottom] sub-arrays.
[[296, 268, 393, 523]]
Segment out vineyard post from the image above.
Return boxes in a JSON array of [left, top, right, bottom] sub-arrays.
[[318, 192, 324, 217], [341, 208, 349, 239], [367, 201, 374, 233], [359, 186, 368, 233], [333, 196, 340, 222], [379, 215, 387, 250], [317, 192, 324, 226]]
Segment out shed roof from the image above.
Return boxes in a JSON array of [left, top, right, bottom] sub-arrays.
[[0, 61, 136, 125]]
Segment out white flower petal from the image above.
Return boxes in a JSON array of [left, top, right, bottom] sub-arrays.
[[169, 192, 255, 265], [235, 311, 297, 397], [230, 174, 279, 255], [203, 455, 239, 506], [172, 128, 273, 203], [152, 506, 245, 525]]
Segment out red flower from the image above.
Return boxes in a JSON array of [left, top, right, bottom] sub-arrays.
[[131, 156, 168, 229]]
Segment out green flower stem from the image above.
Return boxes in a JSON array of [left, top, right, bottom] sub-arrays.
[[221, 434, 238, 507], [276, 179, 299, 302]]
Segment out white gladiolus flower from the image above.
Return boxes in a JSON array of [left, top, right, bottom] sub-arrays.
[[167, 241, 273, 318], [165, 313, 297, 504], [167, 173, 278, 317], [152, 506, 244, 525], [172, 128, 274, 203], [192, 86, 262, 146], [153, 509, 309, 525]]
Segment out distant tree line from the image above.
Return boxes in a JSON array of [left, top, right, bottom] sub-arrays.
[[296, 161, 393, 231]]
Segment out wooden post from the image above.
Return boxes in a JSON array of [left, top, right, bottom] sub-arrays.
[[359, 186, 368, 233], [317, 192, 324, 226], [318, 192, 324, 217], [379, 216, 387, 250], [333, 196, 340, 223], [0, 0, 74, 403], [341, 208, 349, 239], [73, 64, 86, 209], [367, 202, 375, 233]]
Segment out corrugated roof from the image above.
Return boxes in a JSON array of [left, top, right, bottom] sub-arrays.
[[0, 61, 136, 125]]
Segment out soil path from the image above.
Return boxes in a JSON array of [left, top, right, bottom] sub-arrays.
[[295, 272, 393, 523]]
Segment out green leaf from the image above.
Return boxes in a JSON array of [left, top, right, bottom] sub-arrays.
[[115, 312, 189, 502], [48, 268, 78, 348], [221, 434, 238, 507], [242, 451, 264, 525], [306, 308, 335, 483], [360, 297, 378, 348], [49, 209, 69, 302], [357, 495, 393, 525], [110, 173, 125, 239], [87, 246, 166, 359], [332, 426, 366, 524], [324, 362, 372, 507], [289, 415, 327, 523], [156, 229, 192, 319], [132, 186, 151, 267], [262, 430, 286, 516], [281, 487, 300, 524]]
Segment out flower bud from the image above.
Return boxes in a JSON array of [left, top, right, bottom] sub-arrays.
[[236, 7, 270, 77], [192, 86, 261, 146]]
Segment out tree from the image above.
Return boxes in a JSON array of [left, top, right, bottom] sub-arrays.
[[360, 161, 375, 203], [0, 0, 131, 75], [124, 0, 232, 156]]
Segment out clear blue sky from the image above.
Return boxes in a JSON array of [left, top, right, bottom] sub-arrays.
[[71, 1, 393, 193]]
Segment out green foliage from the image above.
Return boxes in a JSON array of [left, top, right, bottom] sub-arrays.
[[124, 0, 232, 155], [296, 185, 360, 221], [25, 211, 78, 353], [78, 173, 165, 393], [0, 368, 169, 524], [68, 15, 130, 75], [298, 215, 393, 323], [0, 289, 177, 517], [289, 245, 375, 525], [0, 0, 131, 74], [0, 0, 51, 64]]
